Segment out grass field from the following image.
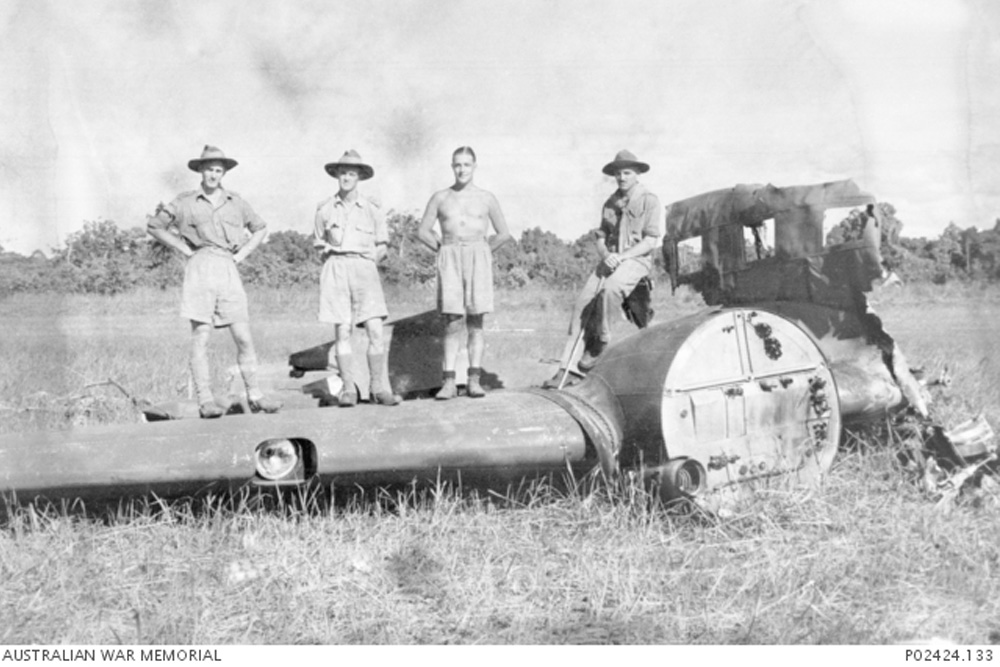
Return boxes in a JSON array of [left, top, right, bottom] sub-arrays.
[[2, 283, 1000, 644]]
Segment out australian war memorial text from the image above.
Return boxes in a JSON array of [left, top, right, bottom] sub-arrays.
[[0, 649, 222, 663]]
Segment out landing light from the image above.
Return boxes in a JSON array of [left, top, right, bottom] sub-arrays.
[[255, 439, 300, 481]]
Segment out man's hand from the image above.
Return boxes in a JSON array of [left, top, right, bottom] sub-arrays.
[[315, 242, 337, 261], [148, 227, 195, 259], [603, 253, 622, 270]]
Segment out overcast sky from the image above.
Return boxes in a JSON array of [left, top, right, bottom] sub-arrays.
[[1, 0, 997, 254]]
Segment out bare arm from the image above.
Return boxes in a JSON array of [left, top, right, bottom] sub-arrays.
[[618, 235, 658, 260], [313, 205, 337, 258], [373, 202, 389, 263], [147, 211, 194, 258], [148, 227, 193, 258], [486, 194, 514, 252], [313, 207, 327, 249], [604, 235, 658, 270], [234, 228, 267, 264], [594, 230, 610, 262], [416, 193, 442, 252]]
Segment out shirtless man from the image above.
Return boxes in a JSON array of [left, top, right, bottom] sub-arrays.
[[417, 146, 513, 399]]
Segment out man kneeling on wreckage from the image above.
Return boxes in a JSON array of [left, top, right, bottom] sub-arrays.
[[544, 150, 662, 388]]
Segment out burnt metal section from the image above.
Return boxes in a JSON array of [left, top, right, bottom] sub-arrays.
[[662, 179, 927, 420], [574, 308, 841, 493], [663, 179, 881, 308]]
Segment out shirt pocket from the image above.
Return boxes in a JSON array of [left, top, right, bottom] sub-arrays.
[[602, 206, 619, 226], [326, 220, 345, 247], [623, 206, 645, 243], [217, 209, 248, 244], [352, 216, 376, 249], [353, 215, 376, 237]]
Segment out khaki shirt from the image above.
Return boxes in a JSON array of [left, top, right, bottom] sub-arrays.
[[148, 188, 265, 252], [597, 183, 662, 267], [313, 193, 387, 262]]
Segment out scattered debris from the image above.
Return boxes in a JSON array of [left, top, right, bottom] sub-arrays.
[[894, 410, 998, 506]]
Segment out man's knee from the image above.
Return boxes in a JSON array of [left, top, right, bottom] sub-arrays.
[[442, 313, 464, 332], [603, 271, 638, 299], [335, 323, 353, 343], [229, 322, 256, 351], [363, 319, 385, 351], [190, 321, 212, 345]]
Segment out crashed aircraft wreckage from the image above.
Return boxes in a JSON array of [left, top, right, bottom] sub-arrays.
[[1, 180, 993, 512]]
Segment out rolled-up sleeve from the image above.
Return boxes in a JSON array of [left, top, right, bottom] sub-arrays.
[[147, 199, 178, 232], [639, 193, 662, 238], [241, 200, 266, 233]]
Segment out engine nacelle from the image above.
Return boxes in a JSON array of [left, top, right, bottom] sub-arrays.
[[563, 307, 841, 498]]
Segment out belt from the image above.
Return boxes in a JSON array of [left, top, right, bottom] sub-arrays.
[[193, 246, 235, 259], [441, 237, 487, 246], [326, 251, 372, 260]]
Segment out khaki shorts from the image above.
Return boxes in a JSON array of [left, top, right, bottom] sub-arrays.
[[571, 258, 650, 340], [180, 249, 249, 327], [437, 241, 493, 316], [318, 254, 388, 325]]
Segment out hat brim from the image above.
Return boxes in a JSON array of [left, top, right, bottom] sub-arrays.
[[325, 163, 374, 180], [602, 160, 649, 176], [189, 157, 238, 172]]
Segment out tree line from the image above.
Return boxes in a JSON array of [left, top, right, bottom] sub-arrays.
[[0, 212, 602, 296], [1, 205, 999, 296]]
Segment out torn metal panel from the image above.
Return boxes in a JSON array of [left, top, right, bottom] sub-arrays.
[[663, 179, 926, 421], [664, 179, 882, 308], [664, 180, 874, 245]]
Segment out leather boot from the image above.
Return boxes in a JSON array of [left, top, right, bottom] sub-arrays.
[[199, 402, 225, 419], [436, 372, 458, 400], [248, 395, 283, 414], [368, 352, 399, 406], [466, 367, 486, 398]]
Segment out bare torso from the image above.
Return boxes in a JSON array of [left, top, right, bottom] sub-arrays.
[[417, 180, 512, 253], [433, 185, 495, 243]]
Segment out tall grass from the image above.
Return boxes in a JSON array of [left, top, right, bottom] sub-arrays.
[[2, 285, 1000, 644], [4, 445, 999, 644]]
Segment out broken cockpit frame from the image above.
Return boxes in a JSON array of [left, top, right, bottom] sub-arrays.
[[661, 179, 993, 467]]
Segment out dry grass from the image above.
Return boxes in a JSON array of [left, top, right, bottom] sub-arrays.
[[2, 283, 1000, 644]]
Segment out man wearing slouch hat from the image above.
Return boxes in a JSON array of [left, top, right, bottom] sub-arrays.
[[314, 149, 399, 407], [146, 145, 282, 418], [544, 149, 662, 388]]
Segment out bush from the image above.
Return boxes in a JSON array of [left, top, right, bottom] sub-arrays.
[[240, 230, 321, 288], [7, 207, 1000, 297]]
